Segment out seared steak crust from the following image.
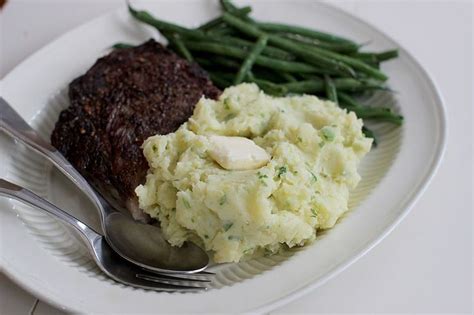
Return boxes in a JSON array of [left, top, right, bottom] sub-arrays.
[[51, 39, 220, 220]]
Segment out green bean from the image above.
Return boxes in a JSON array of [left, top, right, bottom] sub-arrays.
[[128, 4, 200, 36], [112, 42, 134, 49], [282, 78, 385, 94], [376, 50, 399, 61], [209, 71, 235, 81], [165, 33, 193, 61], [307, 46, 388, 81], [351, 50, 399, 63], [234, 35, 269, 84], [191, 34, 294, 60], [256, 22, 358, 46], [350, 52, 377, 64], [221, 13, 356, 77], [250, 68, 288, 83], [297, 73, 329, 81], [338, 93, 403, 125], [220, 0, 251, 20], [334, 78, 387, 91], [195, 55, 241, 69], [198, 6, 252, 31], [278, 33, 360, 53], [324, 75, 338, 104], [246, 72, 288, 96], [206, 25, 238, 36], [220, 0, 238, 12], [282, 80, 323, 93], [183, 41, 321, 73], [362, 126, 377, 146], [284, 80, 323, 93], [193, 57, 214, 68], [337, 92, 362, 108], [209, 73, 232, 89], [356, 109, 403, 125], [300, 66, 340, 76], [280, 72, 297, 82], [219, 36, 294, 60]]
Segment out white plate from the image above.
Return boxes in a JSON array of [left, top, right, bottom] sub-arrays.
[[0, 0, 446, 313]]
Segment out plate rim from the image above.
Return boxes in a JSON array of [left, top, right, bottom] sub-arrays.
[[0, 1, 447, 313]]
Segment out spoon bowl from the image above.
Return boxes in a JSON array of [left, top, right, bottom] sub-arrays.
[[105, 211, 209, 273]]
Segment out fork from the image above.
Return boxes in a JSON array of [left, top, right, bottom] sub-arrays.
[[0, 178, 211, 291]]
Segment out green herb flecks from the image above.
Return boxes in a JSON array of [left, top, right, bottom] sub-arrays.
[[228, 235, 240, 241], [219, 194, 227, 206], [310, 208, 318, 218], [308, 170, 318, 182], [224, 113, 236, 121], [223, 97, 231, 110], [257, 171, 269, 186], [321, 127, 335, 142], [223, 222, 234, 232], [243, 248, 254, 254], [182, 198, 191, 209], [277, 166, 287, 178]]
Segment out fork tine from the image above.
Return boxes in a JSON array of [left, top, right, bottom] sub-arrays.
[[133, 278, 207, 292], [137, 271, 211, 283], [139, 267, 215, 281], [136, 273, 208, 290], [194, 270, 215, 275]]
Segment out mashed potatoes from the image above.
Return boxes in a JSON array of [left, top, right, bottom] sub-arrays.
[[135, 83, 372, 263]]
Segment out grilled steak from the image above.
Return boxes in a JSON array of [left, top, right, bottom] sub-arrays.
[[51, 39, 220, 221]]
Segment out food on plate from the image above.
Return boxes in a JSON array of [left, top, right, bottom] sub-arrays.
[[51, 40, 220, 221], [50, 0, 400, 263], [127, 0, 403, 145], [135, 84, 372, 263]]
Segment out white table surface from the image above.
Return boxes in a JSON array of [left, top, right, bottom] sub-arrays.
[[0, 0, 472, 314]]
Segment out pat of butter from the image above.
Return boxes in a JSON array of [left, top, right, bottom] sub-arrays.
[[208, 136, 270, 170]]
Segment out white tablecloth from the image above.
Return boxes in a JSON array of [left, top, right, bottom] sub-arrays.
[[0, 0, 472, 314]]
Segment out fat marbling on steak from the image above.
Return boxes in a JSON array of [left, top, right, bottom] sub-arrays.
[[51, 39, 220, 221]]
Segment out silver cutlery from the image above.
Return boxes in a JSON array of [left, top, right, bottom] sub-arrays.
[[0, 97, 209, 274], [0, 178, 210, 291]]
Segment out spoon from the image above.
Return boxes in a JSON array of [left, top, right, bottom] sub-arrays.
[[0, 97, 209, 273]]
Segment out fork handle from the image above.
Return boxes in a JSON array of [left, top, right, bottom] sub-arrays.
[[0, 178, 100, 242], [0, 97, 108, 220]]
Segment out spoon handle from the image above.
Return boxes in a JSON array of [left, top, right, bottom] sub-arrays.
[[0, 178, 100, 243], [0, 97, 108, 220]]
